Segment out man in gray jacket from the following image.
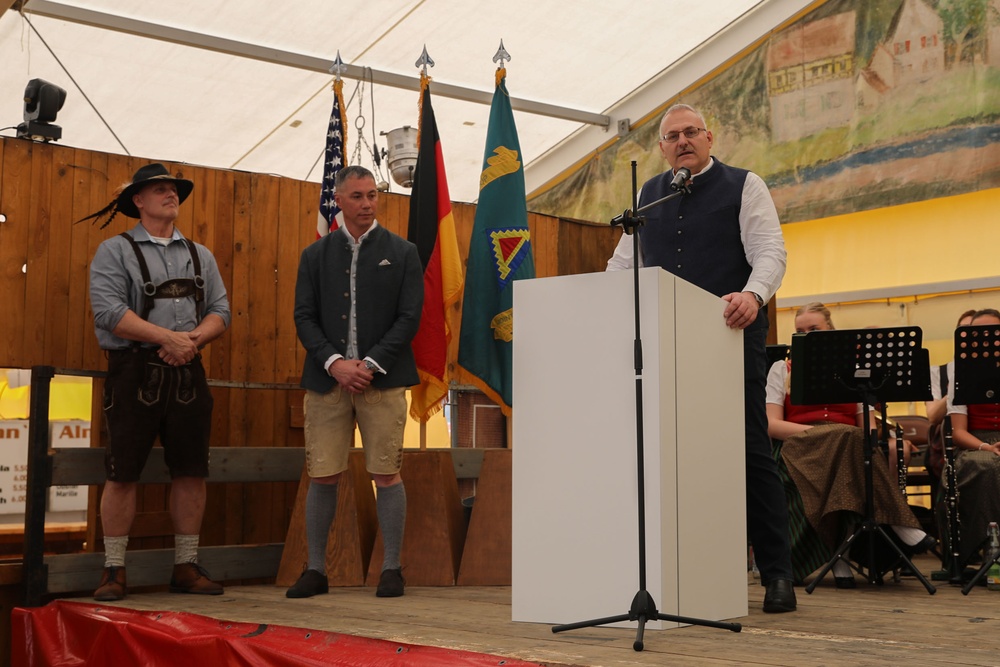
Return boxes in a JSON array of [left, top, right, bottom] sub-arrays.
[[288, 165, 423, 599]]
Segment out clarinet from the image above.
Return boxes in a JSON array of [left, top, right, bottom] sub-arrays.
[[944, 416, 963, 584], [895, 422, 907, 496]]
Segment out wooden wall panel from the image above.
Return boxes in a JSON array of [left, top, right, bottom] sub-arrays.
[[0, 139, 29, 365], [209, 168, 237, 383], [243, 173, 280, 545], [1, 138, 617, 549], [557, 219, 622, 277], [527, 212, 557, 278], [275, 178, 302, 444], [42, 151, 74, 365], [80, 152, 110, 369], [65, 149, 96, 369], [22, 145, 52, 367]]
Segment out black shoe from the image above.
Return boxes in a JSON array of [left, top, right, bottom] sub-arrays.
[[376, 568, 405, 597], [286, 569, 328, 598], [763, 579, 796, 613], [834, 576, 857, 589], [910, 534, 937, 555]]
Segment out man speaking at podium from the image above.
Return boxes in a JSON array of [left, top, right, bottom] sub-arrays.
[[607, 103, 796, 613]]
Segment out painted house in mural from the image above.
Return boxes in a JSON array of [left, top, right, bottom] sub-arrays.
[[857, 0, 943, 109], [887, 0, 944, 82], [989, 0, 1000, 67], [766, 11, 856, 143], [857, 44, 894, 109]]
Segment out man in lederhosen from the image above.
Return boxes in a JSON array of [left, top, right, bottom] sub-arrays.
[[85, 163, 230, 601]]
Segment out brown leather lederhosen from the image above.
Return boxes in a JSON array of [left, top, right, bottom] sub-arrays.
[[102, 232, 214, 482]]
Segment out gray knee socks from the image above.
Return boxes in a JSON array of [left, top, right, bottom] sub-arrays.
[[377, 482, 406, 571], [305, 481, 339, 573]]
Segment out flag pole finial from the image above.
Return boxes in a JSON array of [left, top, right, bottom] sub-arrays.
[[329, 50, 347, 82], [416, 45, 435, 79], [493, 40, 511, 86], [493, 40, 511, 66]]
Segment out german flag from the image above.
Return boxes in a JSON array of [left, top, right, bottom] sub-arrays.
[[406, 79, 464, 422]]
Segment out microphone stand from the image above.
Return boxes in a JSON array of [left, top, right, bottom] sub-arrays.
[[552, 162, 741, 651]]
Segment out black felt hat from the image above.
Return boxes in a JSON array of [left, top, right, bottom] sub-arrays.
[[116, 163, 194, 218], [77, 163, 194, 228]]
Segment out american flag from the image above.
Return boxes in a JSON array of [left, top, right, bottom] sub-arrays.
[[316, 79, 347, 237]]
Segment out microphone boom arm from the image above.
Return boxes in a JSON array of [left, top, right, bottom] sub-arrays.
[[610, 167, 690, 234]]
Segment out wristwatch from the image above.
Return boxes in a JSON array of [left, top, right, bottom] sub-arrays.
[[364, 359, 378, 373], [751, 292, 764, 308]]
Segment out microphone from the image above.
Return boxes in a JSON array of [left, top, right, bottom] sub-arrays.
[[610, 209, 631, 227], [669, 167, 691, 191]]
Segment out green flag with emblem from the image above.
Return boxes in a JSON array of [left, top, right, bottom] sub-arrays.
[[457, 68, 535, 415]]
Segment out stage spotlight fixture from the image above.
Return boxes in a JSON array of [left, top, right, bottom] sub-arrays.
[[16, 78, 67, 143], [380, 126, 418, 188]]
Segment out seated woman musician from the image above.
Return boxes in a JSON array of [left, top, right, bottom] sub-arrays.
[[766, 302, 934, 587], [945, 308, 1000, 568]]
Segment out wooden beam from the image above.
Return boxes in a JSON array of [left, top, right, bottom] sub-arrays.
[[50, 446, 497, 486], [21, 0, 609, 127], [44, 543, 284, 595], [51, 447, 307, 485]]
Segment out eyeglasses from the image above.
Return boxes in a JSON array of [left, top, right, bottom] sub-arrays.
[[661, 127, 706, 143]]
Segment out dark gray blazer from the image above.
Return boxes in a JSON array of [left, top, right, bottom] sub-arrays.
[[294, 224, 423, 393]]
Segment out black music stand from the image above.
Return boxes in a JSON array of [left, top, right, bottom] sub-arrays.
[[789, 327, 936, 595], [952, 324, 1000, 595], [766, 343, 790, 368], [551, 161, 741, 651]]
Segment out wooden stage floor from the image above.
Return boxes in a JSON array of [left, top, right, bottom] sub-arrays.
[[71, 556, 1000, 667]]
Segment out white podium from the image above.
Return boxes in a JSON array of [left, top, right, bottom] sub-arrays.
[[511, 268, 748, 627]]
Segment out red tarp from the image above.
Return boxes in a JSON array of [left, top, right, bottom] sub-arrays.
[[12, 600, 544, 667]]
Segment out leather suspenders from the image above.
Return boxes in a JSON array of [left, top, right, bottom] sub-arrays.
[[119, 232, 205, 322]]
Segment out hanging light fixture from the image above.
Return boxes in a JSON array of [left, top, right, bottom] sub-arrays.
[[380, 126, 418, 188]]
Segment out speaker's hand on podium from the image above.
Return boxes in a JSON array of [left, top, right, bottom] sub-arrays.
[[722, 291, 760, 330]]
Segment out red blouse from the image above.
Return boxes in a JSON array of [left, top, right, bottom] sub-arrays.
[[782, 361, 857, 426], [969, 403, 1000, 431]]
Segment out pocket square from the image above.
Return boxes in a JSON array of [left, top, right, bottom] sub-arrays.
[[378, 259, 392, 266]]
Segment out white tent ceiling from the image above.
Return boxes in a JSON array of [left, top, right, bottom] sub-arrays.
[[1, 0, 813, 205]]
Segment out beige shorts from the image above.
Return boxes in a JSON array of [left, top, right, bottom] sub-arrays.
[[303, 385, 406, 477]]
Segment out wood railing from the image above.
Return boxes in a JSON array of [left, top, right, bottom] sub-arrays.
[[21, 365, 496, 606], [22, 366, 301, 606]]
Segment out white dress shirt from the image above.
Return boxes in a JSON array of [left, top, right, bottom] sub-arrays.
[[606, 157, 786, 303]]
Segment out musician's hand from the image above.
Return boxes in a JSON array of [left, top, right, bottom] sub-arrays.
[[983, 441, 1000, 455]]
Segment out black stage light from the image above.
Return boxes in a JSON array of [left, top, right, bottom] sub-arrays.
[[16, 78, 67, 142]]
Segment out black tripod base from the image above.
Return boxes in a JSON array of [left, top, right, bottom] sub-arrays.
[[552, 589, 741, 652], [961, 547, 1000, 595], [805, 521, 936, 595]]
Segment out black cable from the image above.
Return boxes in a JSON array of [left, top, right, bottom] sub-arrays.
[[369, 68, 379, 167], [21, 13, 130, 155], [367, 67, 389, 188]]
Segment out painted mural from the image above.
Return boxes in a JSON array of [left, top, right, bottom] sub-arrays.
[[527, 0, 1000, 225]]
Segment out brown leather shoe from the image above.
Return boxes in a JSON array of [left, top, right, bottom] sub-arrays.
[[94, 566, 127, 601], [169, 562, 224, 595]]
